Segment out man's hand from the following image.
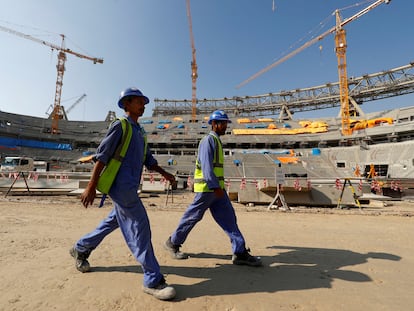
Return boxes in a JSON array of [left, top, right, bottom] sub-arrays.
[[149, 164, 176, 185], [80, 185, 97, 208], [163, 171, 176, 183], [213, 188, 225, 198], [80, 160, 104, 208]]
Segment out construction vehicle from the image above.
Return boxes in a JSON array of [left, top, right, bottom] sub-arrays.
[[0, 24, 103, 133], [237, 0, 391, 136], [0, 156, 34, 172]]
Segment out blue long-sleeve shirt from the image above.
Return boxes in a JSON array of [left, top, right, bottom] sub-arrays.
[[197, 131, 222, 190], [95, 115, 157, 192]]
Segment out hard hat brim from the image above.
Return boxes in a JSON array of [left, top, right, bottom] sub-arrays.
[[118, 95, 150, 109], [208, 118, 232, 124]]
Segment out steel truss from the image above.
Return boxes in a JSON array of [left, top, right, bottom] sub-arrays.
[[153, 62, 414, 117]]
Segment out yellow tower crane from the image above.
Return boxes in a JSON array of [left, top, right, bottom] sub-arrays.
[[335, 9, 352, 135], [0, 25, 103, 133], [186, 0, 198, 123], [237, 0, 391, 136]]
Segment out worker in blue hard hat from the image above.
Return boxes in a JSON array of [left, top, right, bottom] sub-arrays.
[[70, 87, 177, 301], [207, 109, 232, 124], [164, 109, 262, 267]]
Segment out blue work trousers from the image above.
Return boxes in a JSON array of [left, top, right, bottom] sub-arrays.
[[170, 191, 246, 254], [75, 190, 163, 287]]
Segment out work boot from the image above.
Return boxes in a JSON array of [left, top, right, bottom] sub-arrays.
[[142, 277, 176, 300], [164, 237, 188, 259], [69, 246, 91, 273], [232, 248, 262, 267]]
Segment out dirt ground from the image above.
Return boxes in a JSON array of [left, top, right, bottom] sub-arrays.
[[0, 191, 413, 311]]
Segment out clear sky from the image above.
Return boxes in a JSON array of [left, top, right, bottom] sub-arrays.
[[0, 0, 412, 121]]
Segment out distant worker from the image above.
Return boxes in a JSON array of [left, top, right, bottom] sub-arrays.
[[354, 165, 361, 177], [70, 87, 176, 301], [164, 110, 262, 267], [367, 164, 377, 179]]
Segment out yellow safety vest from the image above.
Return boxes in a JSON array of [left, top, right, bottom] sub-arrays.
[[97, 117, 147, 194], [193, 134, 224, 192]]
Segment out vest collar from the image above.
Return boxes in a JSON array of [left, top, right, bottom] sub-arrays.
[[124, 115, 141, 128]]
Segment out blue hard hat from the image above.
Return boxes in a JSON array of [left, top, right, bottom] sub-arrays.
[[118, 87, 149, 108], [208, 110, 232, 124]]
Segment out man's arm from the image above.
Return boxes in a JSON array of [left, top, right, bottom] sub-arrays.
[[79, 121, 122, 208]]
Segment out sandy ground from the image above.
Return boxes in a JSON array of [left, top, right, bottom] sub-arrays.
[[0, 191, 413, 311]]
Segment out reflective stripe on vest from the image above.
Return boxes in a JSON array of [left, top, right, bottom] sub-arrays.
[[141, 126, 148, 163], [193, 134, 225, 192]]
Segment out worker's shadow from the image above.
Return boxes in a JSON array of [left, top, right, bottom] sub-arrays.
[[91, 245, 400, 301], [164, 246, 400, 300]]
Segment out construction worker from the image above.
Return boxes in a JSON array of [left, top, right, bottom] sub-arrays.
[[164, 110, 262, 267], [70, 87, 176, 301]]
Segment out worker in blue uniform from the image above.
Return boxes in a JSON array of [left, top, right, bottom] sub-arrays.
[[164, 110, 262, 267], [70, 87, 176, 300]]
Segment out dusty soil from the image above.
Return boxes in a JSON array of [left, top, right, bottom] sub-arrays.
[[0, 192, 413, 311]]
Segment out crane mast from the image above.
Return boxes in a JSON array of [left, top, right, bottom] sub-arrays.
[[51, 35, 67, 133], [335, 10, 351, 136], [186, 0, 198, 123], [0, 24, 103, 133], [237, 0, 391, 136]]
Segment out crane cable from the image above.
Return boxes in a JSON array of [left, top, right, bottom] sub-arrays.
[[237, 0, 387, 89]]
